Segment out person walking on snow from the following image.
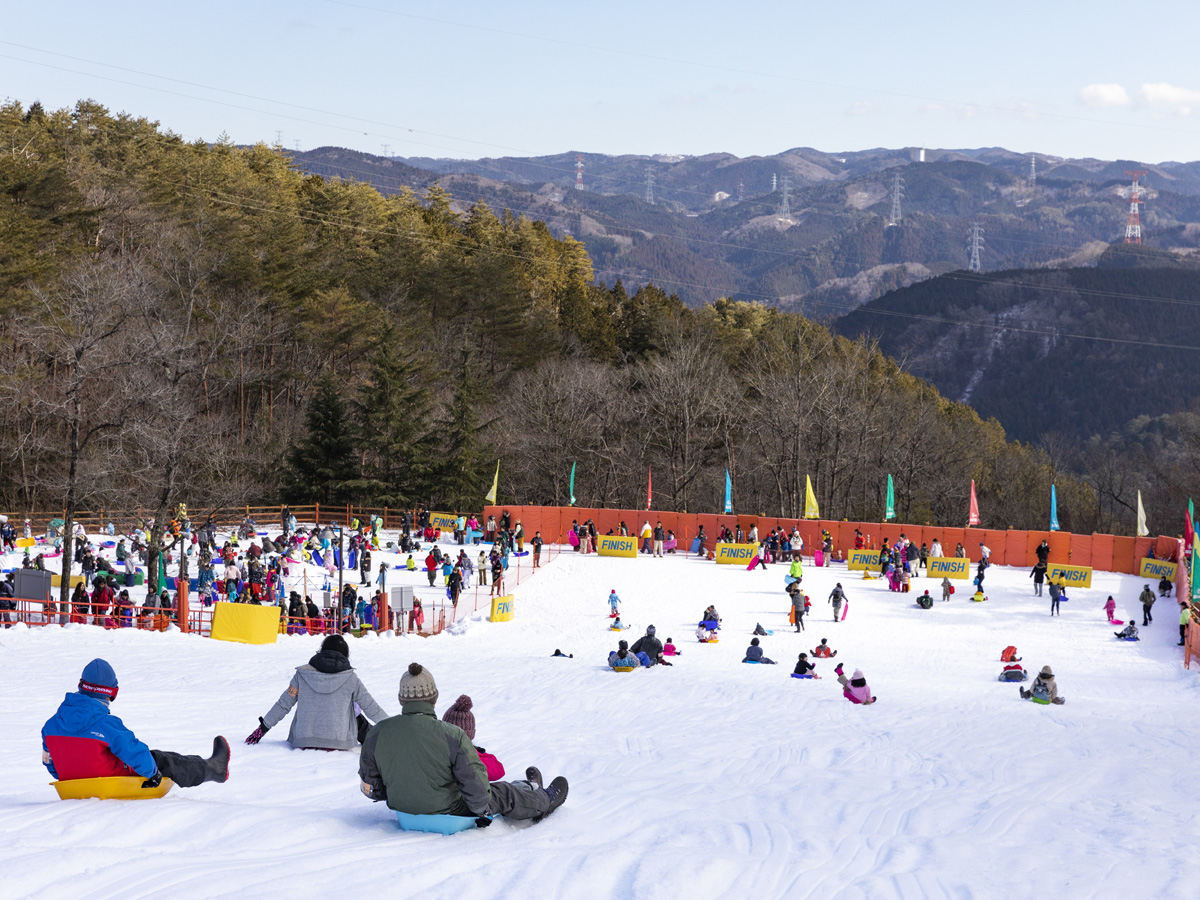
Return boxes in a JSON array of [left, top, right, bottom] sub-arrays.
[[940, 576, 953, 602], [42, 659, 230, 789], [1140, 585, 1155, 625], [828, 584, 846, 621], [791, 588, 807, 632], [1030, 560, 1047, 596], [653, 522, 665, 558], [1180, 604, 1190, 646]]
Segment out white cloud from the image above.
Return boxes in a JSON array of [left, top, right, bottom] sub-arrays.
[[1077, 83, 1132, 108], [1139, 82, 1200, 115], [846, 100, 874, 116]]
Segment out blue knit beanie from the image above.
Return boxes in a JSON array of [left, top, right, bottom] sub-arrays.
[[79, 658, 119, 701]]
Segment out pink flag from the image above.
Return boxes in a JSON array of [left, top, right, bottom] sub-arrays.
[[968, 479, 981, 526], [646, 467, 652, 510]]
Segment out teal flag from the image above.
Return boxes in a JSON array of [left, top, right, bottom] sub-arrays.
[[1050, 484, 1060, 531], [724, 469, 732, 514], [569, 462, 576, 507], [884, 475, 895, 521]]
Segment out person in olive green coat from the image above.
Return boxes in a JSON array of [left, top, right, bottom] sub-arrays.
[[358, 663, 568, 825]]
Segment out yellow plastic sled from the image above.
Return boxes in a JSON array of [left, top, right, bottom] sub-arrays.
[[612, 666, 635, 672], [52, 776, 176, 800]]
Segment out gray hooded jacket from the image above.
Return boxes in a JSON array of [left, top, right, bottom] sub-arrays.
[[263, 649, 388, 750]]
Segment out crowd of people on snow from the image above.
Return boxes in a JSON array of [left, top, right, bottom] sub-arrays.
[[1, 506, 551, 636]]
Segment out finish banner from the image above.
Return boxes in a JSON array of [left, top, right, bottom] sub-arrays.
[[598, 535, 638, 558], [1139, 558, 1177, 581], [927, 557, 970, 580], [490, 594, 515, 622], [847, 550, 882, 571], [715, 543, 759, 565], [429, 512, 459, 531], [1048, 563, 1093, 589]]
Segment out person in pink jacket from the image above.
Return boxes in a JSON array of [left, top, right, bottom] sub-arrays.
[[836, 664, 876, 704], [1104, 596, 1117, 622], [442, 695, 505, 781]]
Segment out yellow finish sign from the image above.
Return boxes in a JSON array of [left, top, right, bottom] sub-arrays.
[[598, 535, 638, 558], [429, 513, 459, 531], [847, 550, 882, 571], [927, 557, 970, 580], [1139, 558, 1177, 581], [1048, 563, 1093, 589], [715, 543, 759, 565], [490, 594, 515, 622]]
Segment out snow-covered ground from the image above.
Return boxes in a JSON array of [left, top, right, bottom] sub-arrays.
[[3, 535, 1198, 899]]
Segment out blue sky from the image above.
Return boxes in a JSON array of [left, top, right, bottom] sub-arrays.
[[4, 1, 1200, 162]]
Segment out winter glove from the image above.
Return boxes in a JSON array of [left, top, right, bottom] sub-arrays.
[[244, 717, 270, 745], [475, 816, 493, 828], [141, 771, 163, 789]]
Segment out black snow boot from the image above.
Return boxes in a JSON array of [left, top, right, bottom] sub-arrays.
[[534, 776, 569, 823], [525, 766, 543, 789], [207, 736, 230, 783]]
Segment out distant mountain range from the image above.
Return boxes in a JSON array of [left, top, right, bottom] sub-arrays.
[[290, 145, 1200, 315]]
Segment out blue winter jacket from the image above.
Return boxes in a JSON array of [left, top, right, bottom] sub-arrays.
[[41, 692, 157, 780]]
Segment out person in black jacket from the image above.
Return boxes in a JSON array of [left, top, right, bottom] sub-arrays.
[[630, 625, 663, 664], [743, 637, 776, 664], [359, 547, 372, 586]]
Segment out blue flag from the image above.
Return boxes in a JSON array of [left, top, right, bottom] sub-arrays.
[[724, 469, 733, 514], [1049, 484, 1060, 532]]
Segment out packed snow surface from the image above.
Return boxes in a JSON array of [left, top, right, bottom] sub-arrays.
[[3, 538, 1198, 899]]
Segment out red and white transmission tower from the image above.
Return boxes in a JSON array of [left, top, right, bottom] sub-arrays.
[[575, 154, 584, 191], [1124, 170, 1148, 244]]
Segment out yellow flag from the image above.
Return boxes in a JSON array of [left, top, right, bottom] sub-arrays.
[[485, 460, 499, 504], [1136, 490, 1148, 537], [804, 475, 820, 519]]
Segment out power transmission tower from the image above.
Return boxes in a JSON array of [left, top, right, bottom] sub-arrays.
[[968, 222, 985, 272], [889, 172, 905, 226], [575, 154, 584, 190], [1124, 170, 1148, 244], [772, 173, 777, 192], [737, 180, 745, 202], [1029, 154, 1036, 185], [644, 165, 655, 204], [275, 130, 283, 146], [381, 143, 390, 158], [294, 140, 301, 152], [779, 176, 792, 218]]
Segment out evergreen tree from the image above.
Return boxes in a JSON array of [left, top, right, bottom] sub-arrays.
[[437, 345, 491, 510], [345, 327, 435, 505], [284, 374, 356, 504]]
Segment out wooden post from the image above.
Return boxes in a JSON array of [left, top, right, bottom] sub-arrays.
[[315, 502, 320, 524], [178, 580, 189, 634]]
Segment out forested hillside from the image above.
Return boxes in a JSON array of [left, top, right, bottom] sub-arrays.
[[294, 145, 1200, 317], [0, 99, 1184, 551]]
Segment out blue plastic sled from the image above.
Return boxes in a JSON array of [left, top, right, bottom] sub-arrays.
[[1120, 636, 1140, 641], [334, 549, 342, 568], [512, 550, 529, 557], [690, 537, 702, 553], [348, 548, 357, 569], [699, 619, 719, 630], [784, 575, 799, 586], [743, 659, 762, 664], [791, 673, 815, 679], [311, 549, 324, 567], [395, 811, 488, 834]]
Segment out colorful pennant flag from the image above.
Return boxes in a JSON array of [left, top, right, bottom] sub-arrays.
[[884, 474, 895, 522], [484, 460, 499, 505], [1049, 484, 1060, 532], [724, 469, 733, 515], [804, 475, 820, 519], [569, 462, 576, 507], [968, 479, 981, 526], [1136, 490, 1149, 537]]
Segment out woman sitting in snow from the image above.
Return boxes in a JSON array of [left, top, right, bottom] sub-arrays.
[[742, 637, 777, 664], [1020, 665, 1066, 704], [793, 653, 818, 678], [244, 635, 388, 750], [1115, 622, 1139, 640], [609, 640, 640, 668], [836, 664, 876, 704]]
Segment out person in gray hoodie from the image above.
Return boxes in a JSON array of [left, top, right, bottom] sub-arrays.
[[244, 635, 388, 750]]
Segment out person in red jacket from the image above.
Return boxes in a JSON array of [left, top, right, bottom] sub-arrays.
[[42, 658, 230, 789]]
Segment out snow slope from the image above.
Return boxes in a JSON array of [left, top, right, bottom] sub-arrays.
[[2, 539, 1198, 900]]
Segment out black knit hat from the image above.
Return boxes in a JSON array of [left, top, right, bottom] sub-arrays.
[[321, 634, 349, 658]]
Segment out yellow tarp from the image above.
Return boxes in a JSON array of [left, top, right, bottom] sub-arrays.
[[210, 602, 281, 645]]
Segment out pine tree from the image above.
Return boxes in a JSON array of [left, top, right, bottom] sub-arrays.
[[284, 374, 356, 503], [345, 327, 434, 505], [437, 344, 491, 510]]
